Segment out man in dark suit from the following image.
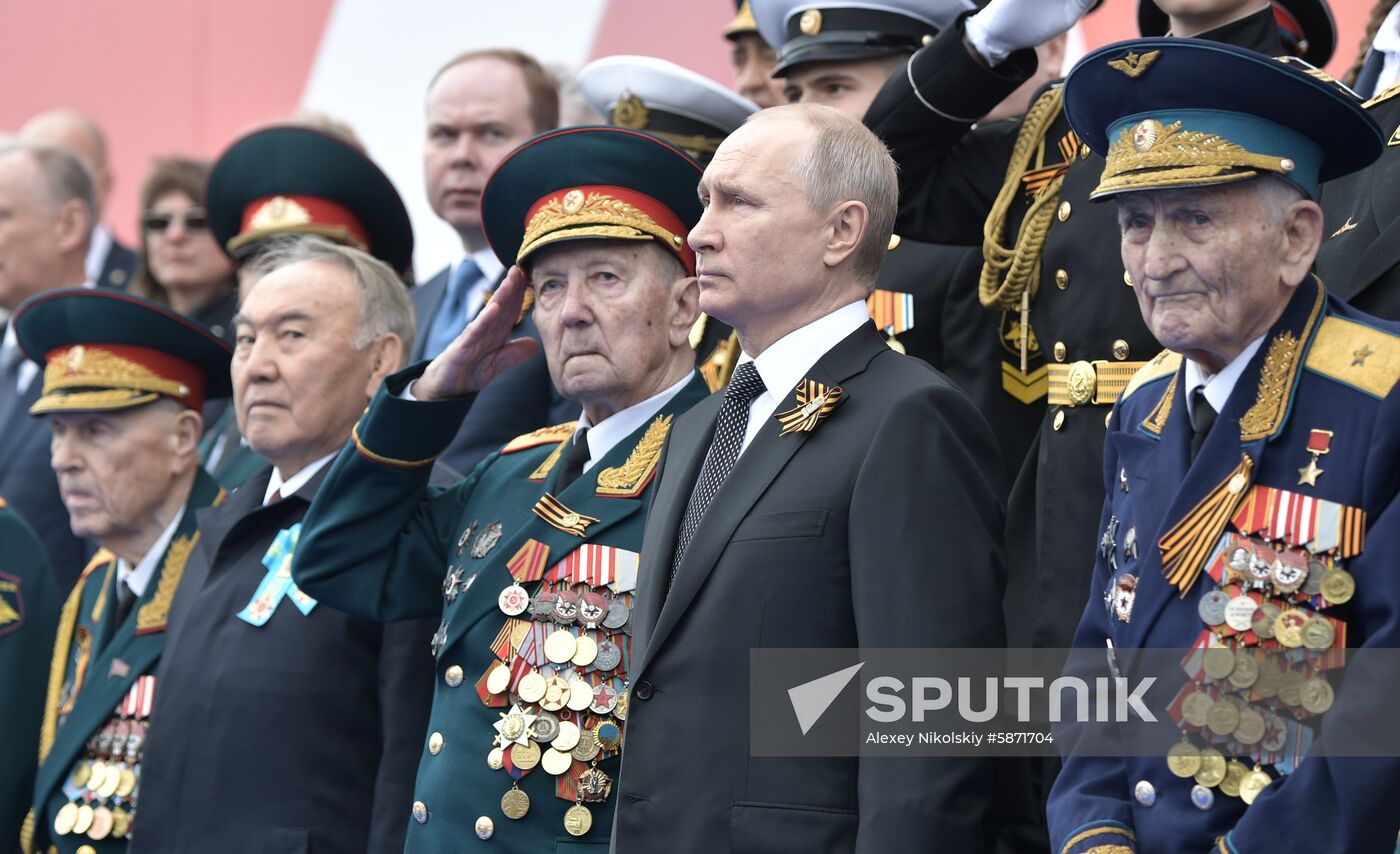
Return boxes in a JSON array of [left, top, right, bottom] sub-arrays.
[[611, 104, 1009, 852], [415, 49, 574, 473], [20, 109, 137, 291], [0, 142, 96, 589], [131, 237, 438, 854]]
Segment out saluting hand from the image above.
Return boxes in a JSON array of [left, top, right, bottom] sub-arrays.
[[964, 0, 1096, 65], [413, 265, 540, 400]]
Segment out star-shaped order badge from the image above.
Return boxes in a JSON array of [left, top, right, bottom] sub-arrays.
[[775, 379, 845, 437], [494, 703, 538, 747]]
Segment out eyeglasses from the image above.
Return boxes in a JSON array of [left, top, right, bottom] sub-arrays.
[[142, 209, 210, 234]]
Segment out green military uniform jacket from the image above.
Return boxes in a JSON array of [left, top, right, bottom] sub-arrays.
[[1, 501, 60, 852], [293, 365, 709, 852], [22, 471, 221, 854]]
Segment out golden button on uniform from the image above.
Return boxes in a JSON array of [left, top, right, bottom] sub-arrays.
[[1058, 200, 1072, 222], [1055, 268, 1069, 290]]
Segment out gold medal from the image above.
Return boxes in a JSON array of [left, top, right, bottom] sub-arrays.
[[96, 766, 120, 799], [1181, 689, 1213, 728], [554, 720, 581, 752], [1202, 647, 1236, 681], [501, 785, 531, 820], [487, 746, 505, 770], [542, 747, 574, 776], [115, 767, 136, 798], [76, 846, 96, 854], [545, 630, 578, 664], [1274, 610, 1306, 648], [69, 761, 92, 789], [87, 761, 108, 793], [1234, 707, 1266, 745], [486, 662, 513, 696], [1207, 700, 1241, 736], [1166, 739, 1202, 778], [566, 677, 593, 712], [111, 807, 130, 839], [1254, 656, 1282, 699], [1301, 615, 1335, 650], [1320, 568, 1355, 605], [1228, 650, 1259, 690], [1194, 747, 1227, 787], [571, 634, 599, 668], [517, 671, 547, 704], [1301, 676, 1335, 714], [1240, 767, 1272, 804], [513, 739, 542, 771], [564, 803, 593, 837], [541, 675, 571, 712], [1219, 760, 1248, 798], [87, 806, 114, 841], [614, 689, 629, 721], [501, 712, 526, 742], [54, 802, 80, 836], [73, 803, 95, 835], [571, 728, 601, 762], [1279, 669, 1307, 707]]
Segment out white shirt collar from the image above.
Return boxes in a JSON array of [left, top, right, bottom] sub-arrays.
[[457, 247, 505, 321], [116, 504, 185, 597], [84, 224, 114, 282], [1184, 335, 1267, 417], [264, 451, 338, 506], [574, 372, 693, 472]]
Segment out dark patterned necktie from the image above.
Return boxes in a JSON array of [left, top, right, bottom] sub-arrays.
[[669, 361, 766, 585], [554, 428, 591, 492]]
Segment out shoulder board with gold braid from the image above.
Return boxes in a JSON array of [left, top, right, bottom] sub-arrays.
[[1119, 350, 1181, 402], [1304, 315, 1400, 399], [1365, 81, 1400, 110], [501, 421, 578, 455], [76, 547, 117, 584]]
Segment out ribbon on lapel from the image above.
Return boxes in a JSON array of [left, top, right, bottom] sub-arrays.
[[1158, 454, 1254, 597]]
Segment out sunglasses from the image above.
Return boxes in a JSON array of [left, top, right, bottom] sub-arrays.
[[142, 209, 210, 234]]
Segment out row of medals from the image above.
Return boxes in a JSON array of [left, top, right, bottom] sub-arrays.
[[53, 716, 144, 841], [476, 572, 632, 840], [1164, 534, 1353, 807]]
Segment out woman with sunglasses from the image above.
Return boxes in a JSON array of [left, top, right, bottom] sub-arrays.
[[129, 157, 237, 341]]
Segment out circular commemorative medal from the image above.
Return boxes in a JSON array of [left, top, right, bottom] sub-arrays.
[[593, 639, 622, 672], [1234, 707, 1266, 745], [613, 688, 630, 721], [595, 720, 622, 753], [73, 803, 95, 835], [579, 591, 608, 626], [1182, 689, 1214, 728], [97, 766, 121, 799], [542, 747, 574, 776], [69, 761, 91, 790], [1228, 651, 1259, 690], [1254, 656, 1282, 698], [531, 711, 560, 743], [553, 590, 580, 625], [545, 629, 578, 664], [513, 739, 542, 770], [1301, 677, 1335, 714], [1274, 610, 1307, 648], [1224, 595, 1258, 632], [554, 720, 581, 752], [517, 670, 547, 704], [572, 634, 599, 668], [1271, 551, 1307, 594], [500, 712, 527, 743], [487, 746, 505, 770], [1320, 568, 1355, 605], [87, 761, 108, 794], [87, 806, 114, 841], [501, 785, 530, 819], [1301, 615, 1335, 650], [1261, 713, 1288, 752], [110, 807, 130, 839], [1167, 740, 1202, 778], [1278, 669, 1306, 707], [54, 802, 80, 836], [590, 681, 619, 715], [1198, 590, 1230, 626], [1194, 747, 1227, 787], [1202, 648, 1236, 681], [1240, 767, 1272, 804], [542, 676, 571, 712], [603, 597, 630, 630], [1219, 760, 1248, 798], [1303, 559, 1327, 596], [498, 584, 530, 617], [1207, 700, 1241, 737], [571, 728, 601, 762], [563, 803, 593, 836], [487, 662, 513, 697], [115, 767, 136, 798], [1251, 602, 1281, 640], [567, 677, 593, 712]]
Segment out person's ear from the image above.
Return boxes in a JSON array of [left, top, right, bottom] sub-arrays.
[[1279, 199, 1323, 287], [363, 333, 404, 398], [669, 276, 700, 350], [823, 200, 868, 269]]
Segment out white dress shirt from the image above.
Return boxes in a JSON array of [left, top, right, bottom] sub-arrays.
[[264, 452, 338, 506], [1183, 335, 1266, 421], [84, 224, 114, 284], [1371, 3, 1400, 100], [116, 504, 185, 597], [735, 300, 870, 454], [572, 372, 694, 472]]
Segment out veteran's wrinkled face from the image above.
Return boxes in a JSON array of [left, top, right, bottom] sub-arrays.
[[49, 402, 199, 551], [730, 32, 785, 109], [232, 260, 381, 474], [529, 239, 696, 422], [781, 54, 905, 118], [1117, 181, 1318, 372]]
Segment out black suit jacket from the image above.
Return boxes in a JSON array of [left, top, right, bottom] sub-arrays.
[[1318, 91, 1400, 322], [0, 371, 87, 591], [130, 464, 439, 854], [411, 264, 574, 473], [613, 322, 1010, 853], [95, 238, 137, 290]]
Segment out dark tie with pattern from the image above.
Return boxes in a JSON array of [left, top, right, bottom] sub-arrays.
[[669, 361, 766, 585], [554, 428, 591, 492], [1189, 387, 1217, 461]]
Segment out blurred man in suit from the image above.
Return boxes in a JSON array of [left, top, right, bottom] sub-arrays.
[[20, 110, 136, 291], [0, 142, 94, 588], [416, 49, 573, 473]]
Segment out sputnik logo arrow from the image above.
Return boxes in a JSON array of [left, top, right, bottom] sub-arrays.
[[788, 662, 864, 735]]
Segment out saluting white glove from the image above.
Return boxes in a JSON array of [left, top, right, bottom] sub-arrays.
[[964, 0, 1096, 65]]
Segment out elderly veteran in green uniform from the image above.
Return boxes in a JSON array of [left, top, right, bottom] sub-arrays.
[[1047, 39, 1400, 854], [9, 289, 229, 854], [293, 126, 710, 850], [1, 502, 60, 852], [198, 124, 416, 490], [578, 54, 757, 391]]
